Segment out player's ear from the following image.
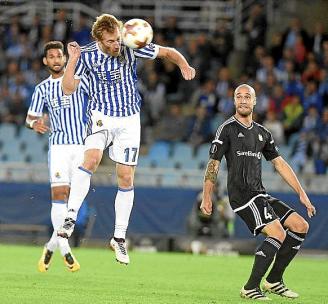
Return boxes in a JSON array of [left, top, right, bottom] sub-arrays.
[[63, 54, 67, 64], [253, 97, 257, 105], [42, 57, 47, 66]]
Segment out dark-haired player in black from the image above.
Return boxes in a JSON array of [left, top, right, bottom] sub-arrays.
[[200, 84, 316, 301]]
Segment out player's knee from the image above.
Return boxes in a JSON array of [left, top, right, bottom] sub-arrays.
[[274, 228, 286, 243], [83, 157, 100, 172], [117, 171, 133, 188], [51, 187, 69, 201], [291, 218, 309, 233]]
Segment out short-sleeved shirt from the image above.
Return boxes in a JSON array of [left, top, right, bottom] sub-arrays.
[[28, 75, 89, 145], [74, 41, 159, 117], [210, 116, 279, 209]]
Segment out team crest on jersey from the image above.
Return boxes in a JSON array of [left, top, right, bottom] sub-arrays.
[[55, 172, 61, 178], [258, 134, 263, 141], [119, 55, 126, 64], [96, 120, 103, 127]]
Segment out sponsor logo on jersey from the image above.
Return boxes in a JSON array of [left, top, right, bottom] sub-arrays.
[[238, 132, 245, 138], [236, 150, 262, 159], [258, 134, 263, 141], [255, 250, 266, 257]]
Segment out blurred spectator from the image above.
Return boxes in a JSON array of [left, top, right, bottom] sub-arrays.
[[215, 67, 234, 100], [191, 79, 218, 117], [28, 14, 43, 48], [184, 105, 213, 154], [243, 4, 267, 54], [217, 86, 235, 119], [268, 84, 288, 119], [253, 81, 270, 123], [162, 16, 182, 45], [290, 130, 313, 173], [282, 95, 304, 142], [263, 110, 285, 145], [282, 17, 309, 51], [211, 20, 233, 67], [154, 104, 187, 143], [139, 71, 166, 127], [303, 80, 323, 113], [310, 21, 328, 60], [269, 32, 284, 65], [53, 10, 71, 42], [72, 14, 92, 46]]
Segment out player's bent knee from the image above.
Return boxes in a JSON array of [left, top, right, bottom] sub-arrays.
[[291, 218, 309, 233], [263, 220, 286, 242]]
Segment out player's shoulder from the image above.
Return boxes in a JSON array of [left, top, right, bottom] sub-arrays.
[[253, 121, 271, 135], [217, 116, 237, 131], [214, 116, 236, 138], [81, 41, 97, 53]]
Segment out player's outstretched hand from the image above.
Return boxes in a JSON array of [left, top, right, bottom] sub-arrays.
[[200, 197, 212, 216], [33, 118, 49, 134], [300, 192, 316, 218], [67, 41, 81, 61], [181, 65, 196, 80]]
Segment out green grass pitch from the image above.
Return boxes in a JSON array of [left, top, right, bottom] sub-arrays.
[[0, 244, 327, 303]]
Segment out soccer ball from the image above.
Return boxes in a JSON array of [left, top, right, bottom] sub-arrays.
[[122, 18, 153, 49]]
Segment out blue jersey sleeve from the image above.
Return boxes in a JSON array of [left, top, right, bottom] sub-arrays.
[[28, 85, 45, 116], [133, 43, 159, 59]]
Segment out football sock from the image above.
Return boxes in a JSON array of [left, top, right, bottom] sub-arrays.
[[244, 237, 282, 290], [266, 230, 306, 283], [67, 166, 92, 221], [46, 200, 67, 252], [113, 187, 134, 239]]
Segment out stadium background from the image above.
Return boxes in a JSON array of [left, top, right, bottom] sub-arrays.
[[0, 0, 328, 254]]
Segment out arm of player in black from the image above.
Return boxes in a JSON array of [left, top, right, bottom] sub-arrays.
[[200, 159, 220, 216], [271, 156, 316, 218]]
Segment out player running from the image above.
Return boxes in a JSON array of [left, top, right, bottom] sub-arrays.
[[200, 84, 316, 300], [26, 41, 89, 272], [57, 14, 195, 265]]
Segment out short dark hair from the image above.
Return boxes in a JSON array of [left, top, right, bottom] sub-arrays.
[[43, 41, 64, 58]]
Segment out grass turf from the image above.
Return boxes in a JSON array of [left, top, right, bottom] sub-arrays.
[[0, 244, 327, 303]]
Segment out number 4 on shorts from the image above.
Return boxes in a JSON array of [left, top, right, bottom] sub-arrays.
[[264, 207, 273, 220]]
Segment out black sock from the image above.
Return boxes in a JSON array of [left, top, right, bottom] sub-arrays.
[[266, 230, 306, 283], [244, 237, 282, 290]]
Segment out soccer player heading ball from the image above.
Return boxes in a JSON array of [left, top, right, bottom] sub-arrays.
[[201, 84, 316, 300], [58, 14, 195, 264]]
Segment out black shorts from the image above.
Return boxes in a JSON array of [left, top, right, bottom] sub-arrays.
[[233, 194, 295, 236]]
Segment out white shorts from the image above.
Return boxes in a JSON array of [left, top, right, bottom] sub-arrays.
[[85, 110, 140, 165], [48, 144, 85, 187]]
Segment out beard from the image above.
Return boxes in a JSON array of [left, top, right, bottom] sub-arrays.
[[48, 65, 64, 75]]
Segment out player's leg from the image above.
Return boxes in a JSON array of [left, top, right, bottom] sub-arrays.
[[243, 219, 285, 289], [58, 135, 105, 238], [108, 113, 140, 265], [109, 163, 135, 264], [236, 196, 285, 300], [51, 186, 80, 272], [264, 201, 308, 298]]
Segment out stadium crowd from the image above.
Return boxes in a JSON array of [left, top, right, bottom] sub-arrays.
[[0, 4, 327, 174]]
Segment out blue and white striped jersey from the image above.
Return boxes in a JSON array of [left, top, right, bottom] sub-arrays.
[[28, 75, 89, 145], [74, 41, 159, 117]]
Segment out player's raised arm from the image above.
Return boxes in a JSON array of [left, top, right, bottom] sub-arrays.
[[157, 46, 196, 80], [62, 41, 81, 95], [200, 159, 220, 216], [271, 156, 316, 218]]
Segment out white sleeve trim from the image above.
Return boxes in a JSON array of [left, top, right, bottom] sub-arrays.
[[27, 110, 43, 117]]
